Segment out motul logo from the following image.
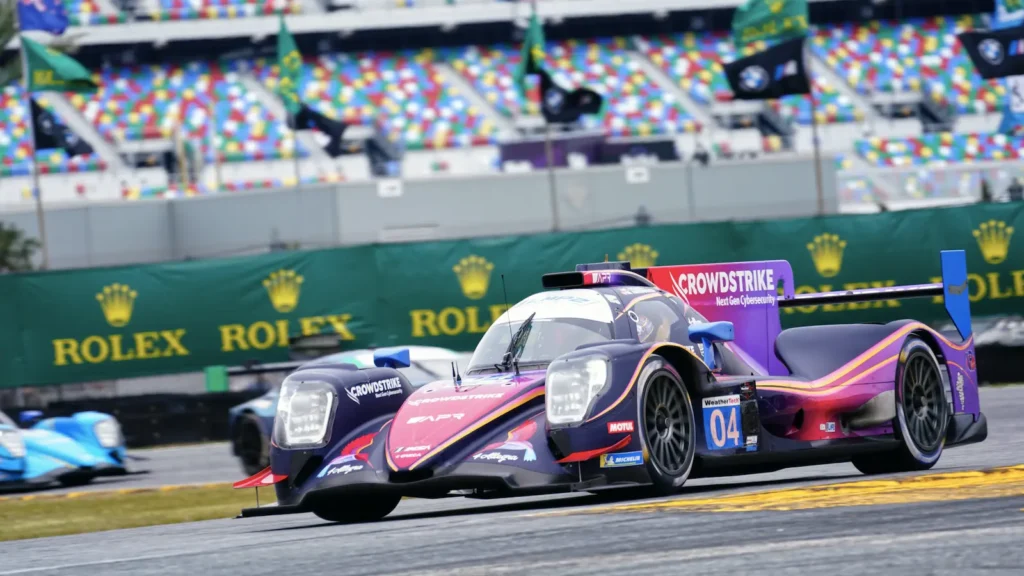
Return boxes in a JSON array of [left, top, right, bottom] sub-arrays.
[[607, 421, 634, 433]]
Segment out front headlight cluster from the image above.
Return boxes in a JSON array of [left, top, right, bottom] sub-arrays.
[[545, 355, 611, 425], [273, 380, 337, 449], [93, 418, 122, 448], [0, 429, 26, 458]]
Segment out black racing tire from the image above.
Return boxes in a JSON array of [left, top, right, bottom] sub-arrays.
[[310, 495, 402, 524], [852, 337, 951, 475], [58, 475, 93, 488], [636, 354, 697, 495], [235, 413, 269, 477]]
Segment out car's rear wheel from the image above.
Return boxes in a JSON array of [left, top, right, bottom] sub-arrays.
[[637, 355, 696, 495], [852, 337, 950, 475], [310, 495, 402, 524], [235, 414, 269, 477]]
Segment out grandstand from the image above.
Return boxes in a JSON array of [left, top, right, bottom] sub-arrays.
[[1, 0, 1019, 210]]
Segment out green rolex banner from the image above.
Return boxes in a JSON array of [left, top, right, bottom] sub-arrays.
[[731, 0, 809, 48], [276, 15, 302, 116], [21, 35, 97, 94]]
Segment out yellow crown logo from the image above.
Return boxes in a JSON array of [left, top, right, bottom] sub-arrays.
[[453, 255, 494, 300], [806, 233, 847, 278], [769, 0, 784, 13], [617, 243, 659, 268], [973, 220, 1014, 265], [263, 269, 304, 313], [95, 283, 138, 327]]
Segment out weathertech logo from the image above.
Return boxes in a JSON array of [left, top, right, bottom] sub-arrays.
[[346, 377, 403, 404], [607, 421, 634, 433], [702, 395, 740, 408]]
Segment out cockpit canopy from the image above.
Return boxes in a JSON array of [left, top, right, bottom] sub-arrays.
[[466, 290, 616, 374]]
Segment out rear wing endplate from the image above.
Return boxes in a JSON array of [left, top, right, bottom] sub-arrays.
[[778, 250, 972, 341]]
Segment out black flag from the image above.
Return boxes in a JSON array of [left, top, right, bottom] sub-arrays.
[[538, 68, 604, 124], [958, 24, 1024, 79], [723, 36, 811, 100], [30, 98, 93, 156], [287, 104, 350, 158]]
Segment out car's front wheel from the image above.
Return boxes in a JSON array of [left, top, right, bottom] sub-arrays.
[[310, 495, 402, 524], [637, 355, 696, 495]]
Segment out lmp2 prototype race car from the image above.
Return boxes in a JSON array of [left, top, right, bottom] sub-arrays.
[[227, 346, 474, 475], [234, 250, 986, 523], [0, 409, 127, 490]]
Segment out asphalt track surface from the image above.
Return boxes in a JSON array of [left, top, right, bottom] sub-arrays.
[[3, 386, 1024, 575]]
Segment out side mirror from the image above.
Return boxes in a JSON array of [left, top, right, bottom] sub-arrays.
[[19, 410, 43, 427], [373, 348, 411, 369], [687, 321, 735, 371]]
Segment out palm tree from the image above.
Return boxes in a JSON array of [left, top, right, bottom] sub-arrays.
[[0, 222, 40, 272], [0, 0, 85, 87]]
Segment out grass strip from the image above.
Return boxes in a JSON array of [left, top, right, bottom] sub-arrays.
[[0, 484, 276, 542]]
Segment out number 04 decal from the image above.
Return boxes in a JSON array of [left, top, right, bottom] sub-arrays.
[[701, 395, 743, 450]]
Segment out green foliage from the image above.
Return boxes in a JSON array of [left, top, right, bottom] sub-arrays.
[[0, 221, 39, 272]]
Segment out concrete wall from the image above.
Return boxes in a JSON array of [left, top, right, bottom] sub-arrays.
[[0, 153, 838, 270]]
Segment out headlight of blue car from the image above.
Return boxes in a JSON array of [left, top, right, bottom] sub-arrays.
[[93, 418, 123, 448], [0, 429, 26, 458]]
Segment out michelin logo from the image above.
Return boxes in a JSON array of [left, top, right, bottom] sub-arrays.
[[599, 451, 645, 468], [347, 377, 403, 404]]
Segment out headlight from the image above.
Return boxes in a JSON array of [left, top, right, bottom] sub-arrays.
[[272, 380, 337, 449], [0, 429, 26, 458], [545, 355, 611, 425], [93, 419, 122, 448]]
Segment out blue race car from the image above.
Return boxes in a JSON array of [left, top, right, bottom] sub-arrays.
[[228, 346, 474, 475], [0, 409, 128, 491]]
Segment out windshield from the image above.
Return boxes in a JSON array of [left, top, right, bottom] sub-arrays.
[[467, 290, 615, 373]]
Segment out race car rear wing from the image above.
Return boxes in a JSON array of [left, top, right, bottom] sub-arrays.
[[782, 249, 972, 341]]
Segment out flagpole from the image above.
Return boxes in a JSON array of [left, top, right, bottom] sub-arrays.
[[808, 73, 824, 215], [544, 122, 559, 231], [15, 26, 49, 270], [292, 111, 300, 188]]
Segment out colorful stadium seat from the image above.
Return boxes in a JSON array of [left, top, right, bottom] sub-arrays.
[[246, 49, 498, 150], [150, 0, 301, 21], [855, 133, 1024, 167], [0, 87, 106, 178], [64, 0, 126, 26], [450, 37, 699, 137], [814, 15, 1003, 114], [642, 32, 861, 125], [67, 62, 303, 162]]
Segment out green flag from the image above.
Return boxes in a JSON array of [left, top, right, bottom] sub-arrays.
[[276, 15, 302, 116], [731, 0, 809, 48], [513, 10, 546, 97], [21, 35, 97, 94]]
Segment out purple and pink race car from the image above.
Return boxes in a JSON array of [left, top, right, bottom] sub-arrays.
[[234, 250, 986, 523]]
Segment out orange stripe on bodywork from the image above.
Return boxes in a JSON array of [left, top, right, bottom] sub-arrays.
[[758, 355, 898, 396], [614, 293, 663, 319], [408, 388, 545, 471]]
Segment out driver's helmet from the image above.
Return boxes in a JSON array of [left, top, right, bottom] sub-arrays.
[[634, 310, 672, 343]]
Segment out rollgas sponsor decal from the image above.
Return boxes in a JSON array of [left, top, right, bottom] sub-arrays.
[[346, 377, 403, 404], [472, 420, 538, 464], [669, 269, 776, 307], [956, 373, 966, 409], [394, 445, 431, 459]]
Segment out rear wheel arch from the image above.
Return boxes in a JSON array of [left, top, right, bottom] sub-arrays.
[[908, 329, 954, 411]]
